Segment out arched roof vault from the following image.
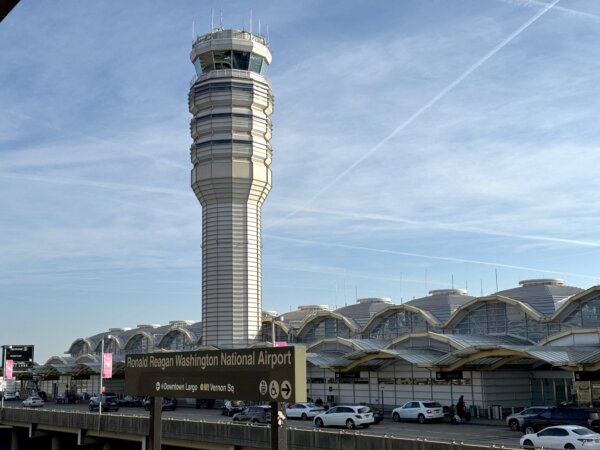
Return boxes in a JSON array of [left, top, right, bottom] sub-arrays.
[[124, 330, 156, 349], [307, 337, 369, 353], [67, 338, 93, 355], [296, 311, 361, 338], [362, 304, 441, 334], [261, 317, 290, 334], [550, 286, 600, 321], [93, 335, 124, 353], [157, 327, 196, 348], [384, 332, 467, 351], [443, 295, 544, 329]]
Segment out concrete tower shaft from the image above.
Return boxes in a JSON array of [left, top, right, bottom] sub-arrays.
[[189, 29, 273, 347]]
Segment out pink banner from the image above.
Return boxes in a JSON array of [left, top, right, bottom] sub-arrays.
[[4, 359, 13, 380], [102, 353, 112, 379], [275, 341, 288, 347]]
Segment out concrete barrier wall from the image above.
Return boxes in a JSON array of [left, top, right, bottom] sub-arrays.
[[0, 408, 517, 450]]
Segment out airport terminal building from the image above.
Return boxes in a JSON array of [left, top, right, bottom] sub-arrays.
[[34, 278, 600, 416], [19, 30, 600, 418]]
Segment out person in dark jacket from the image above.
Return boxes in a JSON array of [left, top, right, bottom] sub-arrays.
[[456, 396, 466, 420]]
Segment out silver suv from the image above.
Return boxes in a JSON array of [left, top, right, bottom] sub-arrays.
[[506, 406, 550, 431]]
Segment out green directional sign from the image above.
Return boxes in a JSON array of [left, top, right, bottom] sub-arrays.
[[125, 346, 306, 403]]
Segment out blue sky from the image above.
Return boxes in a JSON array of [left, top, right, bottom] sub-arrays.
[[1, 0, 600, 362]]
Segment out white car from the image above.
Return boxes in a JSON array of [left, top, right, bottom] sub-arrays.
[[2, 391, 18, 401], [521, 425, 600, 450], [392, 400, 445, 423], [506, 406, 550, 431], [314, 405, 374, 429], [22, 396, 44, 408], [286, 402, 325, 420]]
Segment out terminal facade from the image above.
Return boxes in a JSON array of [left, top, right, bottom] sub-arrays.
[[34, 278, 600, 415]]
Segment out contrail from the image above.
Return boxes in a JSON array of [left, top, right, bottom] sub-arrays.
[[497, 0, 600, 25], [284, 207, 600, 248], [0, 172, 189, 197], [275, 0, 560, 225], [268, 234, 599, 281], [5, 109, 187, 171]]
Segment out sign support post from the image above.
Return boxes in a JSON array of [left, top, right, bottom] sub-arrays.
[[1, 346, 6, 411], [148, 396, 162, 450]]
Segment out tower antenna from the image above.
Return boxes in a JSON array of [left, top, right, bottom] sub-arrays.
[[250, 9, 253, 34], [211, 8, 214, 31], [258, 18, 261, 36], [192, 20, 195, 43], [220, 9, 223, 29]]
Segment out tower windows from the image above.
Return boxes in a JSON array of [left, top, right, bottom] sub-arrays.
[[194, 51, 268, 75]]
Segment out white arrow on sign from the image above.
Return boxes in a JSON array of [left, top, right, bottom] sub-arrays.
[[280, 380, 292, 400]]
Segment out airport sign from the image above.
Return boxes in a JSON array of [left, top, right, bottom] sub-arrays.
[[125, 346, 307, 403]]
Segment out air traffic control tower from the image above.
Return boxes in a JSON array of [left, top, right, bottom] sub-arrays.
[[189, 29, 273, 348]]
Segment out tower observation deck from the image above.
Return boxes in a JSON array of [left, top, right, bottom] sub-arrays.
[[189, 29, 273, 347]]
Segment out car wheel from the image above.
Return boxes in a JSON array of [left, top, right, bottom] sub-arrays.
[[301, 413, 308, 421], [509, 420, 520, 431], [565, 445, 575, 450], [346, 419, 356, 429], [417, 414, 426, 424], [251, 419, 259, 423], [233, 417, 239, 422], [315, 418, 324, 428], [524, 426, 535, 435], [392, 412, 401, 422], [362, 424, 370, 429], [522, 439, 534, 449], [89, 405, 93, 411]]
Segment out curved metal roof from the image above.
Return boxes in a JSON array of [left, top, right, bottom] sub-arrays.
[[405, 290, 474, 322], [496, 280, 582, 316]]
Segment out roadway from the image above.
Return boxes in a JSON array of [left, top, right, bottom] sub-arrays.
[[6, 402, 523, 448]]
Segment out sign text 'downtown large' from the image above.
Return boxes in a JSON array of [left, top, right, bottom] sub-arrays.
[[125, 347, 306, 403]]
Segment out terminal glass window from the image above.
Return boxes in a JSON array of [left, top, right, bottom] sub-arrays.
[[561, 296, 600, 329], [506, 304, 527, 339], [125, 334, 152, 354], [487, 302, 507, 334]]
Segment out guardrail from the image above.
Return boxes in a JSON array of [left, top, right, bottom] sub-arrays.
[[0, 407, 517, 450]]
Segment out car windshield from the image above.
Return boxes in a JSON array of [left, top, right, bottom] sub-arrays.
[[573, 428, 596, 436], [306, 403, 318, 408], [357, 406, 370, 414]]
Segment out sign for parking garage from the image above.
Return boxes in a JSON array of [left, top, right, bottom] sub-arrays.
[[125, 346, 306, 403]]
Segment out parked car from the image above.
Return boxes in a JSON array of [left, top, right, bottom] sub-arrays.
[[232, 405, 272, 424], [120, 395, 143, 407], [506, 406, 551, 431], [392, 400, 445, 423], [372, 409, 384, 424], [2, 391, 18, 401], [520, 425, 600, 450], [222, 400, 245, 417], [89, 396, 120, 412], [314, 405, 375, 429], [285, 402, 325, 420], [37, 391, 48, 402], [22, 396, 44, 408], [142, 397, 177, 411], [56, 393, 78, 404], [521, 407, 600, 434]]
